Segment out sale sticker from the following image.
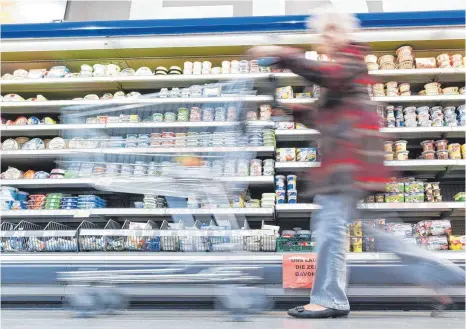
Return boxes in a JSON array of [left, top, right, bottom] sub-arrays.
[[282, 253, 317, 289]]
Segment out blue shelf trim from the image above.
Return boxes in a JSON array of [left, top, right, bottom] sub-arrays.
[[1, 10, 464, 39]]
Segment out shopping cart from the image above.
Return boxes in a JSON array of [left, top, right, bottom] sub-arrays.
[[56, 78, 274, 319]]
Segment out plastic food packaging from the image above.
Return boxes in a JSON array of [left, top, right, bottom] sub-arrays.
[[415, 58, 436, 68], [404, 181, 424, 193], [275, 86, 293, 99], [418, 236, 449, 251], [384, 141, 393, 152], [386, 223, 413, 238], [415, 220, 451, 237], [405, 193, 424, 203], [434, 140, 448, 151], [277, 148, 296, 162], [396, 151, 409, 160], [297, 148, 317, 162], [449, 235, 466, 250], [394, 140, 407, 152], [448, 143, 461, 159], [386, 182, 404, 193], [422, 151, 435, 159], [375, 193, 385, 203], [385, 193, 404, 203], [384, 152, 394, 161]]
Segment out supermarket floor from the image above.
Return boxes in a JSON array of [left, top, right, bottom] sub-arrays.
[[1, 310, 465, 329]]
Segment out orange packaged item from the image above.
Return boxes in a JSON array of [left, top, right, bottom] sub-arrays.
[[23, 170, 36, 179]]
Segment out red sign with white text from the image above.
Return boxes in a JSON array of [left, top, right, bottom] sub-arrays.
[[282, 253, 317, 289]]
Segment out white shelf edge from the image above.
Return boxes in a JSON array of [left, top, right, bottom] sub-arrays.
[[358, 202, 466, 210], [275, 160, 465, 169], [275, 202, 465, 213], [1, 68, 463, 87], [372, 95, 466, 102], [0, 176, 274, 188], [1, 95, 462, 111], [368, 68, 466, 76], [275, 162, 321, 169], [1, 251, 464, 263], [275, 203, 321, 212], [1, 146, 275, 157], [0, 207, 275, 218]]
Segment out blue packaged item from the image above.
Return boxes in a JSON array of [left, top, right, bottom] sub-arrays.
[[146, 237, 161, 251], [11, 201, 27, 210], [16, 191, 29, 202], [276, 190, 286, 204], [396, 119, 404, 127], [287, 175, 297, 190], [28, 116, 40, 125], [1, 200, 13, 210], [258, 57, 281, 66]]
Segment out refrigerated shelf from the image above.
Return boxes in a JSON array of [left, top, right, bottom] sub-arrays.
[[1, 68, 464, 93], [371, 95, 466, 103], [0, 207, 275, 221], [0, 96, 279, 114], [0, 176, 274, 188], [0, 146, 275, 159], [275, 127, 466, 141], [275, 160, 466, 172], [275, 202, 465, 219]]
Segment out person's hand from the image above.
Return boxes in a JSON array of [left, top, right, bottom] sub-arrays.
[[248, 46, 284, 58]]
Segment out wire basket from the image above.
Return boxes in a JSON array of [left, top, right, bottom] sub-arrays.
[[0, 221, 42, 252]]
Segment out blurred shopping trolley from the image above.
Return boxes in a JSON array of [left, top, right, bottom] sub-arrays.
[[58, 219, 278, 318], [56, 78, 276, 318]]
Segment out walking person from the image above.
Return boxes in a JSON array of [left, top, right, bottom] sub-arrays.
[[249, 6, 465, 319]]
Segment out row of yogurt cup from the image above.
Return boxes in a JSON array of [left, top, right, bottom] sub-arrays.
[[1, 130, 276, 150]]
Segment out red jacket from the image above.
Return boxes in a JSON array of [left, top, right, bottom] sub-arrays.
[[278, 44, 392, 197]]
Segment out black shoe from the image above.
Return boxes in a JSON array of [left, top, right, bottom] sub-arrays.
[[287, 306, 350, 319]]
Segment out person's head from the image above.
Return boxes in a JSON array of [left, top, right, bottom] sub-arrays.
[[306, 6, 360, 55]]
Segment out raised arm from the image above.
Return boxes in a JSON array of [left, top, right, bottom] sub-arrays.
[[249, 45, 369, 90], [278, 49, 368, 89]]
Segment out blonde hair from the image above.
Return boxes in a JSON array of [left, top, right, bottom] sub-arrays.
[[306, 6, 360, 40]]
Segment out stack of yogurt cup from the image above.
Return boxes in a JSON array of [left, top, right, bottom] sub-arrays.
[[275, 175, 298, 204], [222, 61, 231, 74], [263, 159, 275, 176], [261, 193, 276, 208], [193, 61, 202, 75], [249, 60, 259, 73], [239, 60, 249, 74], [202, 61, 212, 75], [183, 61, 193, 75], [230, 60, 240, 74]]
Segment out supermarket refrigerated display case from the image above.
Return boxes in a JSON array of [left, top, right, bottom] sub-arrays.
[[1, 10, 465, 305]]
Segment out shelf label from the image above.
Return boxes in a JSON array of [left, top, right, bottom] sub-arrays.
[[74, 210, 91, 218], [282, 253, 317, 289]]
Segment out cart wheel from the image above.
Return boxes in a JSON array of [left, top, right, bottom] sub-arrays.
[[215, 285, 271, 318], [94, 286, 128, 314], [66, 286, 101, 318], [106, 287, 129, 312]]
